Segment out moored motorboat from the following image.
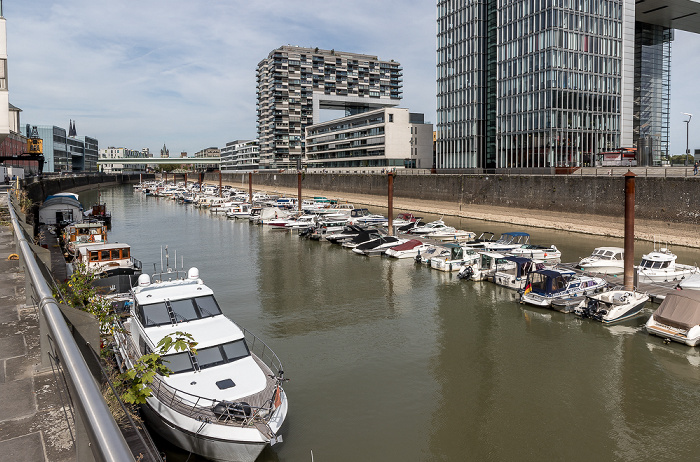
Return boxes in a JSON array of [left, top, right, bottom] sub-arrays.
[[430, 243, 479, 272], [508, 244, 561, 263], [520, 269, 607, 308], [112, 267, 288, 462], [574, 288, 649, 323], [385, 239, 428, 259], [457, 251, 513, 281], [492, 256, 545, 290], [578, 247, 625, 274], [636, 247, 700, 283], [645, 291, 700, 346]]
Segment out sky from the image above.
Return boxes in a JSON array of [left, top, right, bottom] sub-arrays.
[[5, 0, 700, 157]]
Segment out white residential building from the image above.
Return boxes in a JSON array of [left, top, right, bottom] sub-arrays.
[[305, 107, 433, 171]]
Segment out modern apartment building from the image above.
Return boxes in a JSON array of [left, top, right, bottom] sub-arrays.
[[221, 140, 260, 172], [256, 46, 403, 169], [436, 0, 691, 169], [194, 147, 220, 170], [305, 108, 433, 170], [99, 147, 145, 174]]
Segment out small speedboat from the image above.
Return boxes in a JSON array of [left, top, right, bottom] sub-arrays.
[[352, 236, 404, 256], [574, 288, 649, 323], [385, 239, 427, 259], [578, 247, 625, 274]]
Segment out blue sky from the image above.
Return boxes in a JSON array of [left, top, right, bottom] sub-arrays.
[[5, 0, 700, 157]]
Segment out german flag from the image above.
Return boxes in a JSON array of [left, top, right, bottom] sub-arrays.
[[523, 282, 532, 295]]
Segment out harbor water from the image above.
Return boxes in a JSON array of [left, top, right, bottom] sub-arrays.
[[81, 185, 700, 461]]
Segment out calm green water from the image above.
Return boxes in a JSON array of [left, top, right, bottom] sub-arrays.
[[81, 185, 700, 462]]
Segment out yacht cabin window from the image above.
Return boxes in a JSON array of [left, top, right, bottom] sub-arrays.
[[140, 302, 171, 326], [163, 351, 195, 374]]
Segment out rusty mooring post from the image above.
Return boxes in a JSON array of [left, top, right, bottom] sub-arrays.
[[388, 172, 394, 236], [199, 172, 203, 192], [624, 170, 636, 290], [248, 172, 253, 203], [297, 172, 302, 211], [164, 172, 167, 183], [219, 171, 222, 197]]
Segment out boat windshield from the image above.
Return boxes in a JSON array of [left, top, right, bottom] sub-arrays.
[[162, 339, 251, 374], [640, 259, 670, 269]]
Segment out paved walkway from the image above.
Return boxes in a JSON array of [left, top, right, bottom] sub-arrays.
[[0, 191, 75, 462]]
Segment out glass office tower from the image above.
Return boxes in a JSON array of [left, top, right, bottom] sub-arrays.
[[437, 0, 672, 169]]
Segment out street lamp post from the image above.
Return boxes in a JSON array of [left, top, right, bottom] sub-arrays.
[[683, 112, 693, 164]]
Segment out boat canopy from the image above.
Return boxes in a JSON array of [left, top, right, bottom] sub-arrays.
[[528, 269, 575, 294], [652, 291, 700, 330]]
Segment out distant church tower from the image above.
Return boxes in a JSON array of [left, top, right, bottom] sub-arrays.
[[68, 119, 77, 137], [160, 144, 169, 158]]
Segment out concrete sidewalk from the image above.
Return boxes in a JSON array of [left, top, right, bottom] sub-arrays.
[[0, 194, 75, 462]]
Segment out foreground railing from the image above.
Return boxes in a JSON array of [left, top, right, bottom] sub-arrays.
[[7, 194, 135, 462]]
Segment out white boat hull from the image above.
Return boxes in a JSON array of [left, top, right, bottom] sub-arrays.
[[141, 398, 285, 462], [645, 319, 700, 346]]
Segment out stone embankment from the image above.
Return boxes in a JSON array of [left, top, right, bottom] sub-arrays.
[[208, 170, 700, 249]]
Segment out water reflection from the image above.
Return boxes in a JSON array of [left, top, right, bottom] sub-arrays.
[[78, 186, 700, 461]]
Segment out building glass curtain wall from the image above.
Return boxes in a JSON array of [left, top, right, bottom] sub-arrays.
[[437, 0, 640, 169], [634, 23, 672, 166]]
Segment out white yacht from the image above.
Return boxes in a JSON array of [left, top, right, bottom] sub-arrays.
[[646, 291, 700, 346], [574, 288, 649, 323], [637, 247, 700, 283], [578, 247, 625, 274], [112, 267, 288, 462]]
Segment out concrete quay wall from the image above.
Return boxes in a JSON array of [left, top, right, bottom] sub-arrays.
[[213, 172, 700, 225], [24, 173, 151, 204]]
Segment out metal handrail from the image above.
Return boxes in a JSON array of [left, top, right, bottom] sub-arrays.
[[7, 194, 135, 462]]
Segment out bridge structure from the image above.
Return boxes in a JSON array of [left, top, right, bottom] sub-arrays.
[[97, 157, 221, 165]]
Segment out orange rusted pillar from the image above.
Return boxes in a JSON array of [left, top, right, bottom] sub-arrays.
[[184, 172, 187, 185], [219, 171, 222, 197], [624, 170, 636, 290], [249, 172, 253, 203], [388, 172, 394, 236]]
